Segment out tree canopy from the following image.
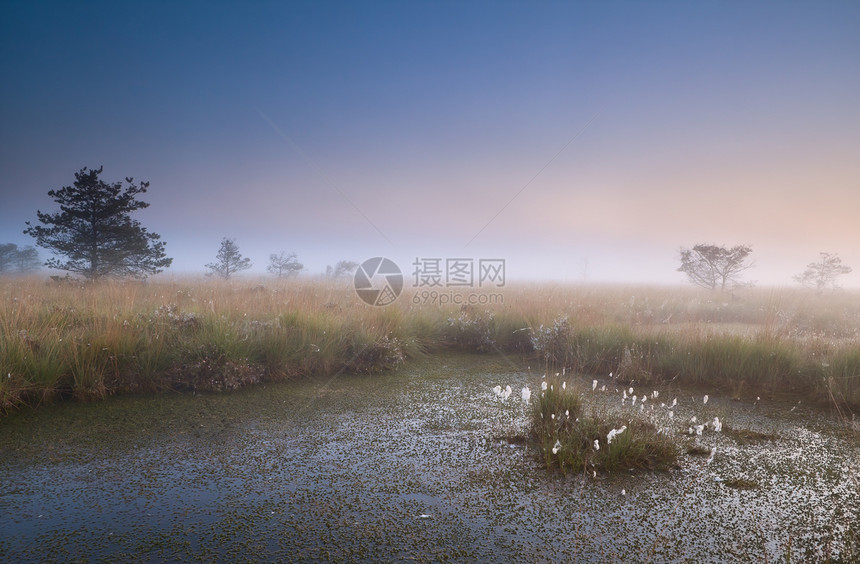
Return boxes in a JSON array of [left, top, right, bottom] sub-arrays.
[[0, 243, 41, 274], [23, 166, 172, 279], [268, 251, 303, 278], [326, 260, 358, 279], [794, 252, 852, 292], [205, 238, 252, 279], [677, 244, 754, 291]]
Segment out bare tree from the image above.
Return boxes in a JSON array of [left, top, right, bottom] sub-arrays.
[[794, 252, 852, 293], [268, 251, 303, 278], [678, 244, 754, 291], [205, 238, 252, 279], [326, 260, 358, 279]]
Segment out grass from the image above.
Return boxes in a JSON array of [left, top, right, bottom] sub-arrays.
[[1, 276, 860, 415], [530, 375, 679, 474]]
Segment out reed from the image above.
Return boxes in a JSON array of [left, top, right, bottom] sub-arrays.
[[1, 276, 859, 414]]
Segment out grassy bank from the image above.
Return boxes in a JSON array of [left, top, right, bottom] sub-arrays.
[[2, 276, 859, 415]]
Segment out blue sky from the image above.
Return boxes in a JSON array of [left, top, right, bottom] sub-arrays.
[[2, 1, 859, 285]]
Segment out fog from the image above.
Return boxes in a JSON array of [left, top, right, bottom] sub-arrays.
[[2, 2, 858, 287]]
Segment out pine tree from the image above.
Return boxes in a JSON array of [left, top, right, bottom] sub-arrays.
[[24, 166, 172, 279], [205, 238, 252, 279]]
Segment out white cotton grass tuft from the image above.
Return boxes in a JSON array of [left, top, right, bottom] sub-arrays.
[[703, 394, 709, 405], [552, 440, 562, 454], [521, 386, 531, 402], [671, 398, 677, 408], [593, 439, 600, 451], [695, 424, 705, 436], [606, 425, 627, 444], [592, 380, 598, 391], [713, 417, 722, 432], [541, 381, 548, 391], [493, 385, 502, 398]]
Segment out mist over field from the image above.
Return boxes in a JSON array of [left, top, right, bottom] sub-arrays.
[[1, 1, 859, 287], [3, 5, 860, 559]]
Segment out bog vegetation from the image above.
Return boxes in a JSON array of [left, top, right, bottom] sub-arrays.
[[1, 277, 859, 416]]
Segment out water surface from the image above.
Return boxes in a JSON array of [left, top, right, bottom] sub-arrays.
[[1, 354, 858, 562]]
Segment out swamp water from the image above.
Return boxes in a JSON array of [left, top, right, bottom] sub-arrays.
[[1, 354, 858, 562]]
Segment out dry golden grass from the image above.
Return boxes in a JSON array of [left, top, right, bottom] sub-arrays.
[[1, 275, 859, 415]]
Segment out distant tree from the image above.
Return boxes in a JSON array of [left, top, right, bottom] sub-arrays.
[[13, 245, 41, 273], [267, 251, 303, 278], [326, 260, 358, 279], [0, 243, 15, 273], [794, 252, 852, 293], [23, 166, 172, 280], [678, 244, 754, 291], [205, 238, 252, 279]]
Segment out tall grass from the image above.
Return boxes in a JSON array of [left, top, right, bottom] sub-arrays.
[[1, 276, 859, 415], [531, 376, 678, 474]]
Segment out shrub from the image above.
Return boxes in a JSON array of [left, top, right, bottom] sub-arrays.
[[445, 310, 496, 352], [530, 316, 570, 365]]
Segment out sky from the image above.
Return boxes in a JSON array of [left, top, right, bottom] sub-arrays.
[[1, 0, 859, 287]]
